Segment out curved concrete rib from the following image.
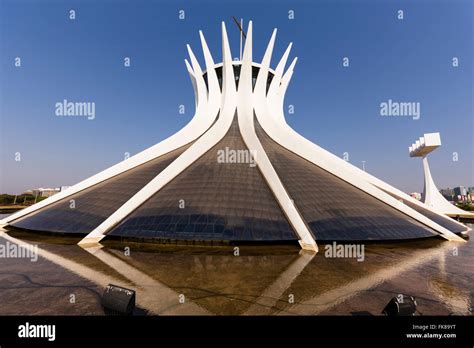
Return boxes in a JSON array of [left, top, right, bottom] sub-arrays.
[[185, 59, 199, 109], [256, 44, 466, 242], [237, 23, 317, 251], [78, 22, 237, 245], [1, 44, 218, 226]]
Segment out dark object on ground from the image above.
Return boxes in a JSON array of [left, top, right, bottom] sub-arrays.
[[101, 284, 136, 316], [382, 294, 417, 316]]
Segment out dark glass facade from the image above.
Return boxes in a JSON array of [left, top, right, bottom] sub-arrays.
[[11, 145, 190, 234], [254, 119, 438, 241], [203, 65, 274, 93], [109, 114, 297, 242]]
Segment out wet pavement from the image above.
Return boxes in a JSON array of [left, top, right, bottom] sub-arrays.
[[0, 225, 472, 316]]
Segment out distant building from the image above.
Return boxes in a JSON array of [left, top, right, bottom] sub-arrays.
[[439, 188, 454, 201], [467, 187, 474, 202], [453, 186, 468, 202], [31, 188, 60, 198], [410, 192, 422, 200]]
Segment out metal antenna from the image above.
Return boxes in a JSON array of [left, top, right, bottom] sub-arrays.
[[240, 18, 243, 60], [232, 16, 246, 60]]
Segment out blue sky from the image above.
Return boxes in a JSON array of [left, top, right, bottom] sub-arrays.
[[1, 0, 472, 194]]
